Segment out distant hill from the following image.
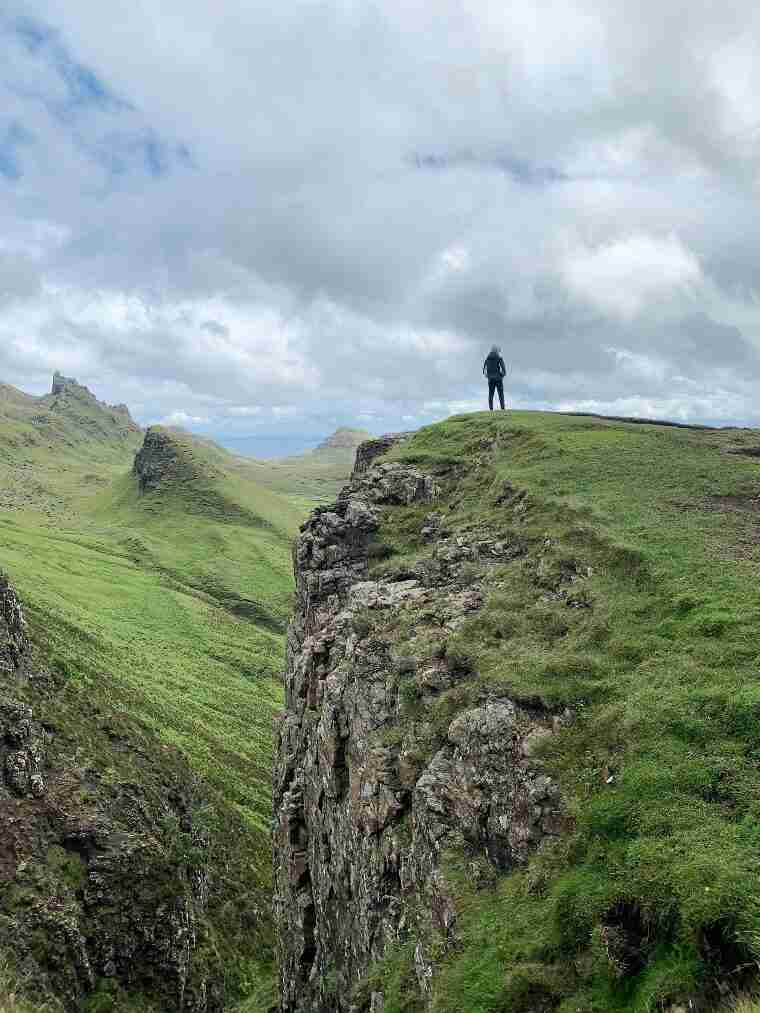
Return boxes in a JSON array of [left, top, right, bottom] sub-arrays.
[[237, 426, 371, 508], [315, 426, 371, 451], [0, 373, 143, 519], [0, 373, 139, 452], [0, 381, 36, 409]]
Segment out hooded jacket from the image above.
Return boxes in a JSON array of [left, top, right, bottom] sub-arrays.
[[483, 352, 506, 380]]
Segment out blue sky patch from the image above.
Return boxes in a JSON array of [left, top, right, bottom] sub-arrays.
[[8, 14, 128, 118], [3, 13, 192, 184], [143, 134, 167, 177], [75, 128, 191, 183], [11, 15, 53, 53], [0, 122, 33, 180]]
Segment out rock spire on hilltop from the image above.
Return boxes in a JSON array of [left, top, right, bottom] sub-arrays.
[[133, 426, 186, 493], [51, 371, 91, 397], [49, 371, 140, 432]]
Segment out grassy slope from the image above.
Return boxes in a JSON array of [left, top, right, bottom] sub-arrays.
[[0, 385, 338, 1009], [0, 402, 299, 828], [235, 441, 368, 511], [361, 411, 760, 1013]]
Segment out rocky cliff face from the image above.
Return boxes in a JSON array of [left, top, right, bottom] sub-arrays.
[[0, 573, 223, 1010], [134, 426, 185, 492], [274, 439, 568, 1012], [133, 425, 225, 494], [351, 433, 412, 475]]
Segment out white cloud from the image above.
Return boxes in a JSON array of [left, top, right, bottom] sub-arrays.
[[559, 233, 703, 320], [227, 405, 263, 417], [554, 390, 758, 423], [161, 409, 210, 425], [605, 347, 668, 382], [440, 246, 470, 273], [1, 0, 760, 430]]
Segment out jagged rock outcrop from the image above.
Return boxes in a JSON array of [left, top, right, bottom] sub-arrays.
[[134, 426, 184, 493], [1, 575, 31, 678], [50, 371, 140, 432], [51, 372, 84, 397], [352, 433, 413, 475], [133, 425, 224, 495], [274, 438, 566, 1012], [0, 572, 221, 1010]]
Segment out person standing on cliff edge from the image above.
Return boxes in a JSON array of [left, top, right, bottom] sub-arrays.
[[483, 345, 507, 410]]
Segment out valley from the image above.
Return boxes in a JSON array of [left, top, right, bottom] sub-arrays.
[[0, 374, 362, 1012]]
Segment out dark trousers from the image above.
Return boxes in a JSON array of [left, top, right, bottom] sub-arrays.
[[488, 378, 505, 410]]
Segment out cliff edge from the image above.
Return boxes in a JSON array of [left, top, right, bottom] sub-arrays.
[[274, 430, 567, 1012], [274, 412, 760, 1013]]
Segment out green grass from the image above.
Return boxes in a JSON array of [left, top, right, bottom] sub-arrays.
[[0, 383, 358, 1009], [0, 409, 301, 830], [729, 998, 760, 1013], [0, 512, 284, 826], [14, 386, 760, 1010], [233, 444, 364, 511], [359, 410, 760, 1012]]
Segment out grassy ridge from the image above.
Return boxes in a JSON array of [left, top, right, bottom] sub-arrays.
[[363, 411, 760, 1011]]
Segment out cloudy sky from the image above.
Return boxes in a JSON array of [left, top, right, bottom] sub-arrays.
[[3, 0, 760, 444]]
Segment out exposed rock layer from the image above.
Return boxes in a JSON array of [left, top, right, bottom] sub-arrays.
[[351, 433, 412, 475], [274, 438, 565, 1012]]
